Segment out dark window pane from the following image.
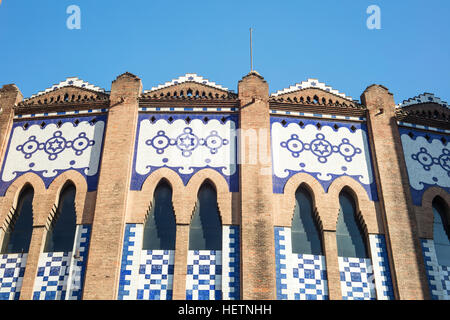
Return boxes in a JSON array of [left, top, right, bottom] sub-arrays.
[[142, 182, 176, 250], [336, 192, 368, 258], [189, 183, 222, 250], [44, 185, 77, 252], [1, 187, 34, 254], [433, 199, 450, 266], [291, 189, 322, 255]]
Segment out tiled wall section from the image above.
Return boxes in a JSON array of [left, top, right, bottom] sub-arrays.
[[0, 253, 27, 300], [186, 250, 222, 300], [118, 224, 175, 300], [368, 234, 395, 300], [32, 225, 91, 300], [137, 250, 174, 300], [274, 227, 329, 300], [186, 225, 240, 300], [118, 224, 240, 300], [221, 225, 240, 300], [421, 239, 450, 300], [338, 257, 376, 300]]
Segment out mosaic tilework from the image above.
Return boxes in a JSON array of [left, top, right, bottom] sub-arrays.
[[368, 234, 395, 300], [274, 227, 328, 300], [186, 250, 222, 300], [421, 239, 450, 300], [338, 257, 376, 300], [118, 224, 143, 300], [0, 253, 27, 300], [32, 225, 91, 300], [399, 128, 450, 206], [136, 250, 174, 300], [221, 225, 240, 300], [118, 224, 175, 300], [0, 116, 106, 196], [271, 117, 378, 201]]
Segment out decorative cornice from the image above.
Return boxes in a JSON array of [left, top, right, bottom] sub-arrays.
[[144, 73, 230, 93], [24, 77, 107, 101], [396, 93, 448, 109], [271, 78, 354, 101]]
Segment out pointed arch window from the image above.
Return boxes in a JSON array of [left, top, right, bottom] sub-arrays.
[[189, 182, 222, 251], [432, 198, 450, 266], [142, 181, 176, 250], [336, 191, 368, 258], [291, 187, 323, 255], [44, 184, 77, 253], [1, 187, 34, 254]]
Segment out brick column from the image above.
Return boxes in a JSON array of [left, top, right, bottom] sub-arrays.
[[0, 84, 22, 166], [172, 224, 189, 300], [238, 71, 276, 300], [83, 73, 142, 300], [361, 85, 429, 299], [322, 231, 342, 300], [19, 226, 46, 300]]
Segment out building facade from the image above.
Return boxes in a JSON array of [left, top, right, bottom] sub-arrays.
[[0, 71, 448, 300]]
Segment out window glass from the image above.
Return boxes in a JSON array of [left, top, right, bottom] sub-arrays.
[[291, 188, 322, 255], [44, 184, 77, 252], [189, 183, 222, 250], [336, 192, 368, 258], [1, 187, 34, 254], [142, 181, 176, 250], [433, 199, 450, 266]]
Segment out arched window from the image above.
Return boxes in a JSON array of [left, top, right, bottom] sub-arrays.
[[432, 197, 450, 266], [1, 187, 34, 254], [142, 181, 176, 250], [291, 187, 322, 255], [189, 182, 222, 251], [336, 191, 368, 258], [44, 184, 77, 252]]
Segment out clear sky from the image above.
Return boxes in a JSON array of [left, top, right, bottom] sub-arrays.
[[0, 0, 449, 104]]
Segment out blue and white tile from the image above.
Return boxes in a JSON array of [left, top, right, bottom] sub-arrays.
[[222, 225, 240, 300], [338, 256, 376, 300], [369, 234, 395, 300], [421, 239, 450, 300], [32, 225, 91, 300], [0, 253, 27, 300], [271, 117, 378, 201], [274, 226, 328, 300], [136, 250, 174, 300], [186, 250, 222, 300]]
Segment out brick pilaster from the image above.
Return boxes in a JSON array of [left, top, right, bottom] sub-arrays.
[[322, 230, 342, 300], [238, 71, 276, 300], [0, 85, 22, 168], [172, 224, 189, 299], [361, 85, 429, 299], [83, 73, 142, 299]]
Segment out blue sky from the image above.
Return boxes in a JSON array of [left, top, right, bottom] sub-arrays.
[[0, 0, 449, 104]]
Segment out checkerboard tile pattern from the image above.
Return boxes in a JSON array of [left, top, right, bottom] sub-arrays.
[[274, 227, 328, 300], [0, 253, 27, 300], [136, 250, 174, 300], [421, 239, 450, 300], [32, 225, 91, 300], [186, 250, 222, 300], [338, 256, 376, 300], [118, 224, 143, 300], [118, 224, 175, 300], [369, 234, 395, 300], [222, 225, 240, 300]]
